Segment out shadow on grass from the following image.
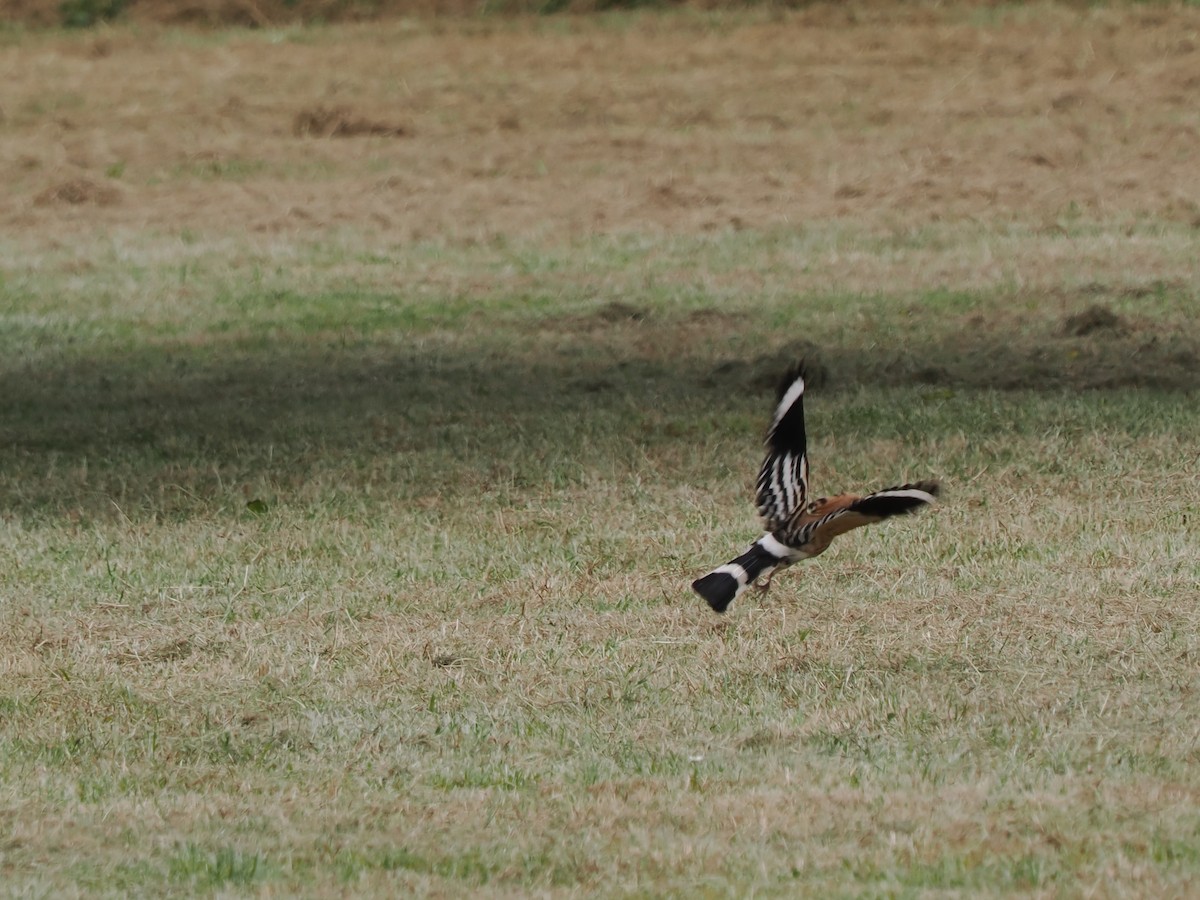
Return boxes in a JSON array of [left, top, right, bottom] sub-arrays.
[[1, 311, 1195, 519]]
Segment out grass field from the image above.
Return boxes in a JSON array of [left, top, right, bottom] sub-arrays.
[[3, 5, 1200, 897]]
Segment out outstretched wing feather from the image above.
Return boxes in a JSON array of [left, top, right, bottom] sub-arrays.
[[790, 482, 939, 545], [754, 364, 810, 530]]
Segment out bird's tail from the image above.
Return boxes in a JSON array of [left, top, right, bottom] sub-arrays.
[[692, 541, 784, 614]]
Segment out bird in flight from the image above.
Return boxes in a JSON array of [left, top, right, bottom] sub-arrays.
[[692, 362, 939, 613]]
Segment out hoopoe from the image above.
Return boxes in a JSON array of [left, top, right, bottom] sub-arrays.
[[692, 362, 939, 613]]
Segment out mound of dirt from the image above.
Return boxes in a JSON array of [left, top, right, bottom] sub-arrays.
[[544, 301, 649, 333], [590, 301, 647, 324], [293, 106, 411, 139], [35, 178, 121, 207], [1060, 305, 1127, 337], [708, 343, 829, 393]]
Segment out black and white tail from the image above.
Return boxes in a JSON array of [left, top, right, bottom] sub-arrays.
[[691, 541, 785, 614]]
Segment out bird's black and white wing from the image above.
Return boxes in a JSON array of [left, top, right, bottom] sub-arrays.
[[755, 363, 810, 532]]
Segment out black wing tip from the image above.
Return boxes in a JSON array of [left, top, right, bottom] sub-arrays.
[[877, 479, 941, 498], [905, 480, 941, 499], [692, 573, 736, 613], [926, 481, 941, 498], [853, 481, 942, 518], [764, 360, 811, 453], [775, 360, 809, 401]]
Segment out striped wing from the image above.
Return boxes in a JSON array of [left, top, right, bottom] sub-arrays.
[[790, 481, 940, 546], [755, 363, 810, 532]]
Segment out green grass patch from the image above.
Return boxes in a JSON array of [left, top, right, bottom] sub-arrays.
[[1, 223, 1198, 895]]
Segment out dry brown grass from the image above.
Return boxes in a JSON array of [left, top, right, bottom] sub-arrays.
[[4, 4, 1200, 249]]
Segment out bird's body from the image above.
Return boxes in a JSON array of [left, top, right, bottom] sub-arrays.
[[692, 363, 939, 613]]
